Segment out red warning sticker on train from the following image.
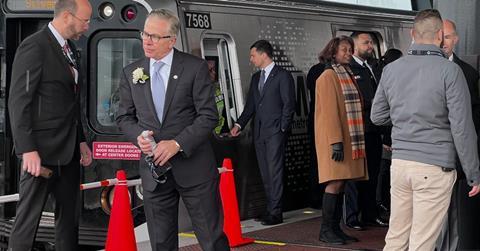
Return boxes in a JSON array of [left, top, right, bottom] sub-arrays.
[[92, 142, 141, 160]]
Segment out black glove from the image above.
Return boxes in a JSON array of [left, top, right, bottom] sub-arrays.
[[331, 142, 344, 162]]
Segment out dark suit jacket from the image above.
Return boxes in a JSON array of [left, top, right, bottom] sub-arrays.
[[236, 65, 295, 141], [116, 49, 219, 191], [453, 53, 480, 131], [9, 26, 84, 166], [306, 63, 325, 131], [453, 53, 480, 178], [350, 58, 381, 134]]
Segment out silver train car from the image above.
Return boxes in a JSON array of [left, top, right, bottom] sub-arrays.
[[0, 0, 423, 249]]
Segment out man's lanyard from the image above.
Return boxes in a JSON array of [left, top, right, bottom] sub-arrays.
[[408, 50, 445, 58]]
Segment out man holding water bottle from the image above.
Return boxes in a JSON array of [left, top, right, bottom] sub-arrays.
[[116, 9, 229, 251]]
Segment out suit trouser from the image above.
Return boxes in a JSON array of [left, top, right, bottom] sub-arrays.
[[142, 172, 229, 251], [345, 133, 382, 223], [384, 159, 456, 251], [376, 157, 391, 206], [8, 159, 81, 251], [307, 118, 322, 208], [254, 132, 286, 217]]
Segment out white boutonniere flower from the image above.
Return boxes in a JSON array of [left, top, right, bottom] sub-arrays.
[[132, 67, 149, 84]]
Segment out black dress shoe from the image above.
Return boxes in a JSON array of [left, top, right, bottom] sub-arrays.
[[333, 227, 359, 243], [254, 213, 269, 222], [345, 220, 364, 231], [254, 216, 266, 222], [366, 217, 389, 227], [261, 215, 283, 226], [319, 230, 345, 245]]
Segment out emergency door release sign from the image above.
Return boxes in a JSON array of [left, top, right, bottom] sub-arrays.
[[93, 142, 141, 160]]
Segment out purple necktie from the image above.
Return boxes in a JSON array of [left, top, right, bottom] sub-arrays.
[[151, 61, 166, 123]]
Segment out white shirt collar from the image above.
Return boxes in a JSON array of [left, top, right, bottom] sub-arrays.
[[49, 22, 78, 83], [353, 55, 367, 66], [353, 54, 377, 82], [48, 22, 67, 47], [150, 49, 174, 68], [448, 53, 454, 61], [262, 61, 275, 77]]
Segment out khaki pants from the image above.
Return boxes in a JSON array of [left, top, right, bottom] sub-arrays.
[[384, 159, 456, 251]]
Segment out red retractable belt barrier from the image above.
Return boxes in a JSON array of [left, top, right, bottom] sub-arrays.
[[219, 158, 255, 247]]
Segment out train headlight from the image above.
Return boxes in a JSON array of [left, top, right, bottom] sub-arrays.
[[99, 2, 114, 20], [135, 184, 143, 201], [100, 186, 132, 215]]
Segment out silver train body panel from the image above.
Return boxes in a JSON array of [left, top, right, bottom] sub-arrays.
[[0, 0, 415, 246]]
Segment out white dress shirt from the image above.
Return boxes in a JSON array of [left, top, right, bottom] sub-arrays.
[[48, 22, 78, 83], [235, 61, 276, 130], [149, 49, 174, 93], [263, 61, 275, 81]]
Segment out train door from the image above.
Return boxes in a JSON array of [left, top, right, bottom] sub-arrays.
[[200, 30, 313, 218], [81, 1, 150, 233], [200, 32, 269, 218], [200, 32, 243, 139], [83, 0, 193, 236], [86, 30, 144, 217]]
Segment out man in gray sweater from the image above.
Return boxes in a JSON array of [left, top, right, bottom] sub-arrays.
[[371, 9, 480, 251]]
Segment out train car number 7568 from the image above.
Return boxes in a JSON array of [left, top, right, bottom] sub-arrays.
[[184, 12, 212, 29]]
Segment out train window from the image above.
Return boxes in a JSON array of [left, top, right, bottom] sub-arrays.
[[90, 32, 143, 134], [335, 30, 384, 60], [201, 33, 243, 136], [319, 0, 412, 10]]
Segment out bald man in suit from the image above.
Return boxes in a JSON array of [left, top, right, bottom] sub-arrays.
[[435, 19, 480, 251], [8, 0, 93, 250]]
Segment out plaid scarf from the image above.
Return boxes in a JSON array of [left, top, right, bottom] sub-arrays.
[[331, 64, 366, 159]]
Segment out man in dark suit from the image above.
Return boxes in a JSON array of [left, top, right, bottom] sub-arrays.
[[7, 0, 93, 250], [230, 40, 295, 226], [436, 19, 480, 251], [116, 9, 229, 251], [344, 32, 388, 230]]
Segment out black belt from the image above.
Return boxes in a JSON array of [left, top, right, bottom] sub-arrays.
[[441, 167, 454, 172]]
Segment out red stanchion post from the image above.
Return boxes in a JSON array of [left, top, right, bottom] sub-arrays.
[[219, 158, 255, 247], [105, 170, 137, 251]]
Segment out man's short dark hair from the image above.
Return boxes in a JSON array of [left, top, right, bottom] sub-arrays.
[[415, 9, 442, 24], [350, 31, 371, 40], [250, 40, 273, 59], [54, 0, 77, 17]]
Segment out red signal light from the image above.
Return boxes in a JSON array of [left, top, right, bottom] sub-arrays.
[[122, 6, 137, 22]]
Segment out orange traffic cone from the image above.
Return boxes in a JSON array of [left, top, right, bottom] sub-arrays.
[[105, 170, 137, 251], [219, 158, 255, 247]]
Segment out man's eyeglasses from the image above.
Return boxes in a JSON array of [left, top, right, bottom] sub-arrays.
[[69, 11, 90, 24], [140, 31, 173, 43]]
